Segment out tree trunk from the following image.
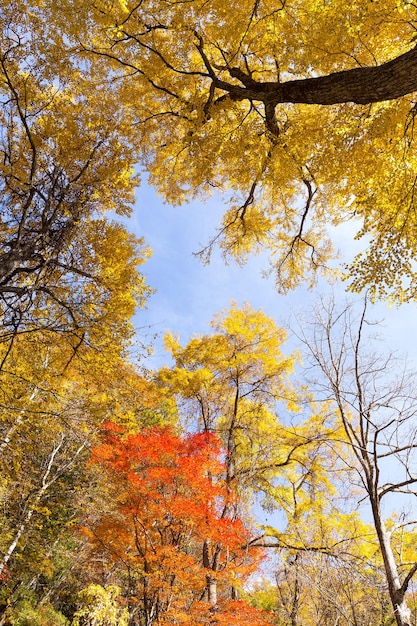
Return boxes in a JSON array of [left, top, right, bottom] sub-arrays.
[[371, 498, 411, 626], [206, 574, 217, 608], [203, 538, 218, 622]]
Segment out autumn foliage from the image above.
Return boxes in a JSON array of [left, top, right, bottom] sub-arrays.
[[84, 422, 269, 625], [4, 2, 417, 625]]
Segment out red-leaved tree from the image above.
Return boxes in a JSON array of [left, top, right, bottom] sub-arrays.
[[82, 422, 270, 626]]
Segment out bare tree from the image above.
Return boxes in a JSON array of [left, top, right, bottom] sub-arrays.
[[295, 297, 417, 626]]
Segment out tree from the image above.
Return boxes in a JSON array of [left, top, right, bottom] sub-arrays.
[[158, 304, 334, 514], [296, 298, 417, 626], [72, 585, 128, 626], [83, 422, 269, 626], [38, 0, 417, 301], [262, 510, 393, 626], [0, 7, 154, 609], [0, 0, 151, 355], [157, 302, 361, 623], [246, 406, 392, 626], [5, 1, 417, 298], [270, 550, 391, 626]]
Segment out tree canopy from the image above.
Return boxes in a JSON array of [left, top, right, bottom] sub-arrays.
[[3, 2, 417, 626], [30, 0, 417, 301], [3, 0, 417, 299]]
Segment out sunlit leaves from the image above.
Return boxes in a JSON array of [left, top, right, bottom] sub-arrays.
[[57, 0, 417, 300], [72, 584, 128, 626]]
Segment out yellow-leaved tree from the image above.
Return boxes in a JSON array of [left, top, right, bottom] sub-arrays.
[[31, 0, 417, 301], [0, 1, 151, 349], [158, 303, 318, 498]]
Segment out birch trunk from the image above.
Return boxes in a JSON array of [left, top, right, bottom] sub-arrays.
[[203, 539, 218, 616], [0, 434, 88, 578], [371, 500, 411, 626]]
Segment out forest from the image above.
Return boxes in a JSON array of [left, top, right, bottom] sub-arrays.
[[2, 1, 417, 625]]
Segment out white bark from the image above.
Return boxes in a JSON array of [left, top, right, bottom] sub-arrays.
[[0, 387, 39, 456], [0, 433, 88, 577]]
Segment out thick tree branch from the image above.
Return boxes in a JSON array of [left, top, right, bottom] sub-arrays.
[[218, 46, 417, 106]]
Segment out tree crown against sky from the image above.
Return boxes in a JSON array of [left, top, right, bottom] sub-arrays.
[[28, 0, 417, 302], [294, 297, 417, 626], [4, 2, 417, 624]]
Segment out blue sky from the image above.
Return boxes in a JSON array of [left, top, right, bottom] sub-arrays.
[[130, 179, 417, 370]]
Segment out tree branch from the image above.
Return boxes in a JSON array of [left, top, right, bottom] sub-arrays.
[[214, 46, 417, 106]]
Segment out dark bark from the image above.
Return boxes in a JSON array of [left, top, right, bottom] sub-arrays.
[[215, 46, 417, 106]]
